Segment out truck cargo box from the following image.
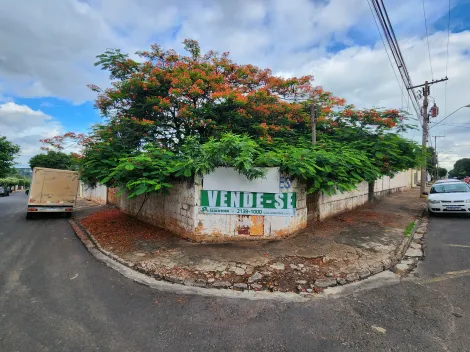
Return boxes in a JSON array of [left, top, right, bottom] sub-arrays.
[[26, 167, 79, 219]]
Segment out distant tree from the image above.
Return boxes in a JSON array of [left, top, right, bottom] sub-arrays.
[[29, 151, 77, 170], [437, 167, 447, 178], [0, 136, 20, 178], [426, 147, 437, 178], [450, 158, 470, 178]]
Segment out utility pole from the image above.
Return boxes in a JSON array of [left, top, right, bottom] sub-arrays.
[[408, 77, 448, 197], [311, 104, 318, 145], [434, 135, 445, 180], [420, 81, 429, 197]]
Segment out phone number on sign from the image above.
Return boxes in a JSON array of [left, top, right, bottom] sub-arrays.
[[200, 207, 295, 216]]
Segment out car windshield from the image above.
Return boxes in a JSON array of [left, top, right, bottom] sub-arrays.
[[431, 183, 470, 194]]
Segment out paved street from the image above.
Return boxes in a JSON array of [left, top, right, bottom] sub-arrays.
[[1, 191, 469, 352]]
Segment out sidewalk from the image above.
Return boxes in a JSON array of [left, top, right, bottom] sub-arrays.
[[73, 188, 425, 293]]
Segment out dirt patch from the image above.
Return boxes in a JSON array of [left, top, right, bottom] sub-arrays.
[[81, 208, 177, 254]]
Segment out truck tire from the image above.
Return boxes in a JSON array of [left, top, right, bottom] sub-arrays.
[[26, 213, 32, 220], [65, 212, 72, 218]]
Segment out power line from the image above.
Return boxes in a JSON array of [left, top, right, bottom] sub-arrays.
[[430, 105, 470, 130], [366, 0, 408, 110], [437, 123, 470, 125], [368, 0, 422, 125], [444, 0, 451, 133], [445, 0, 451, 78], [422, 0, 434, 79]]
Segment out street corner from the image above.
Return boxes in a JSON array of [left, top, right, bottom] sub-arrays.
[[65, 188, 431, 298]]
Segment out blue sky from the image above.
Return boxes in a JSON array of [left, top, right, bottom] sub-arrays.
[[1, 0, 470, 169]]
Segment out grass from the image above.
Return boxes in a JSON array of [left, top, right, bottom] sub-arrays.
[[404, 221, 415, 237]]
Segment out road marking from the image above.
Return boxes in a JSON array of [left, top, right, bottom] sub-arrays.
[[420, 269, 470, 284], [371, 325, 386, 334], [446, 244, 470, 248]]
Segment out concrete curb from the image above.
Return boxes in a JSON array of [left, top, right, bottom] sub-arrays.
[[396, 204, 427, 259], [68, 219, 315, 302], [392, 205, 428, 274], [68, 204, 427, 299]]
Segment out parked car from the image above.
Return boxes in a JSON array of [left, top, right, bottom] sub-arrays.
[[425, 182, 470, 215], [0, 186, 9, 197]]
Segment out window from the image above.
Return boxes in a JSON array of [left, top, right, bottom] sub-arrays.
[[430, 184, 470, 194]]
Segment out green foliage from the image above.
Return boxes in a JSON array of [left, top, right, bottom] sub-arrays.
[[0, 177, 19, 188], [449, 158, 470, 178], [426, 147, 437, 176], [86, 133, 413, 198], [322, 125, 422, 177], [29, 151, 78, 170], [0, 136, 20, 178], [404, 222, 415, 237], [437, 167, 447, 178]]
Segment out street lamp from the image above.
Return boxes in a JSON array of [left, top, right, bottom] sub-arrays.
[[429, 104, 470, 130]]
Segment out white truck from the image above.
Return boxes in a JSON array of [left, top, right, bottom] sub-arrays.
[[26, 167, 79, 219]]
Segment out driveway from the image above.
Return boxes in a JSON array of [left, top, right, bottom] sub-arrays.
[[1, 191, 469, 351]]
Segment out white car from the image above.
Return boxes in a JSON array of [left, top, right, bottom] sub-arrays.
[[427, 182, 470, 215], [434, 179, 462, 184]]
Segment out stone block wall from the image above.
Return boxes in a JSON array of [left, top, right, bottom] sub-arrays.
[[318, 169, 413, 220], [106, 169, 417, 241], [113, 180, 196, 239], [112, 172, 307, 242]]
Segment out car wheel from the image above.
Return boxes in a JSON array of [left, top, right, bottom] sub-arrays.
[[26, 213, 33, 220], [65, 212, 72, 218]]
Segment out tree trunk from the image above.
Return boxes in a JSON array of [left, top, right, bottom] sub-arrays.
[[368, 181, 375, 203]]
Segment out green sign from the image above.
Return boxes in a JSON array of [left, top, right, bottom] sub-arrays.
[[200, 190, 296, 216]]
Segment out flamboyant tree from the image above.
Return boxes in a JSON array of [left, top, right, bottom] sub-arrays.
[[41, 40, 421, 196]]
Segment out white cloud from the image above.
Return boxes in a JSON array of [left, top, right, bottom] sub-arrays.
[[0, 0, 468, 170], [295, 30, 470, 171], [0, 0, 372, 103], [0, 102, 64, 165]]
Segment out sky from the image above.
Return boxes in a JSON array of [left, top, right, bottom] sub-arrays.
[[1, 0, 470, 170]]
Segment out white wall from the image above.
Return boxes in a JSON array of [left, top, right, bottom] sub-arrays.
[[114, 179, 196, 238], [103, 168, 419, 240], [318, 169, 414, 220], [113, 170, 307, 242], [79, 182, 107, 205]]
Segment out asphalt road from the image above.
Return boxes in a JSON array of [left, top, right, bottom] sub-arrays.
[[1, 191, 469, 352]]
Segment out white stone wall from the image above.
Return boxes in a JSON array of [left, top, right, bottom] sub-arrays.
[[79, 182, 108, 205], [113, 171, 307, 242], [318, 170, 413, 220], [108, 168, 417, 240], [114, 180, 196, 238]]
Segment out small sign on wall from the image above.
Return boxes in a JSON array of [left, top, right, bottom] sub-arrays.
[[203, 167, 281, 193], [200, 190, 296, 216]]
